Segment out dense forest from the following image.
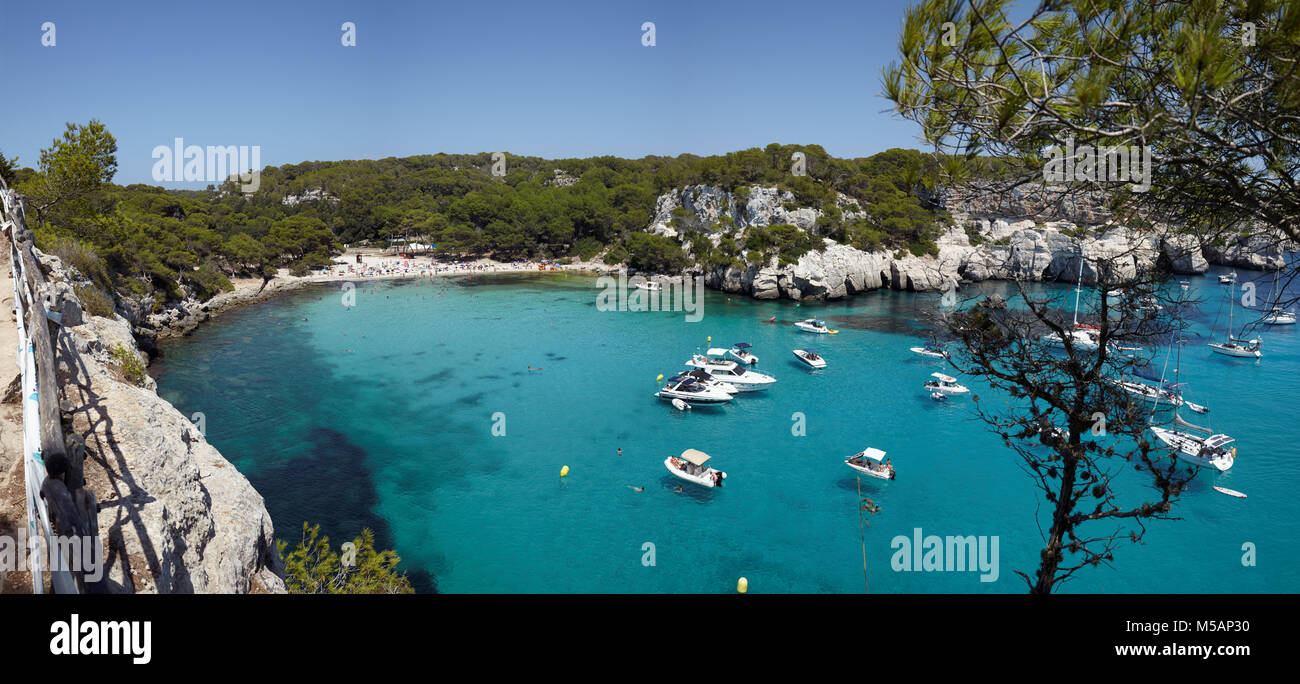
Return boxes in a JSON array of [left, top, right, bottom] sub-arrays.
[[2, 121, 949, 312]]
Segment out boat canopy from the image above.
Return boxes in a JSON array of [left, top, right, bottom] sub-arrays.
[[803, 348, 818, 355], [859, 447, 886, 462], [680, 449, 711, 465], [1204, 434, 1237, 449], [733, 342, 752, 349], [706, 348, 730, 356], [931, 372, 957, 383]]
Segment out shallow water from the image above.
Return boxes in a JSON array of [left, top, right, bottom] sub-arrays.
[[153, 269, 1300, 593]]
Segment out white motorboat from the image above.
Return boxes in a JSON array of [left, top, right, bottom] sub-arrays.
[[1043, 324, 1102, 351], [1218, 272, 1237, 284], [685, 349, 777, 391], [794, 318, 836, 334], [845, 447, 895, 480], [1107, 288, 1125, 298], [680, 368, 738, 394], [1262, 306, 1296, 326], [654, 375, 734, 404], [923, 372, 969, 396], [1150, 427, 1236, 471], [909, 344, 947, 360], [664, 449, 726, 488], [634, 280, 663, 292], [728, 342, 759, 365], [792, 348, 827, 368]]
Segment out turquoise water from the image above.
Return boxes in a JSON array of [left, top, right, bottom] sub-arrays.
[[153, 270, 1300, 593]]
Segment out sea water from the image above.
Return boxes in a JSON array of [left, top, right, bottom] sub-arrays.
[[153, 270, 1300, 593]]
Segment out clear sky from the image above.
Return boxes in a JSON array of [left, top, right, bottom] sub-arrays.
[[0, 0, 926, 186]]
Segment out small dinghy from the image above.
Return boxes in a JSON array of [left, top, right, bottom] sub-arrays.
[[671, 398, 691, 411], [845, 447, 895, 480], [664, 449, 726, 488], [1218, 272, 1237, 284], [792, 348, 827, 368], [923, 372, 969, 396], [930, 391, 946, 401], [1213, 486, 1246, 498]]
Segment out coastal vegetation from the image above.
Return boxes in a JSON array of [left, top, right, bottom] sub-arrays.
[[10, 123, 952, 308], [277, 522, 414, 594]]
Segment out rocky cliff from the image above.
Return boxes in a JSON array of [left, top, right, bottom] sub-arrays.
[[23, 249, 285, 593], [647, 184, 1288, 300]]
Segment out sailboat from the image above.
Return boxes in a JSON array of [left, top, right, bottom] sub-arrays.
[[1044, 255, 1102, 351], [1207, 283, 1262, 358], [1149, 292, 1236, 471], [1261, 271, 1296, 325]]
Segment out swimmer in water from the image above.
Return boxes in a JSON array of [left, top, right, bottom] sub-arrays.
[[528, 366, 543, 372], [673, 486, 683, 494], [617, 448, 623, 455], [626, 486, 644, 492]]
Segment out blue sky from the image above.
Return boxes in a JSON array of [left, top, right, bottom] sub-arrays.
[[0, 0, 925, 186]]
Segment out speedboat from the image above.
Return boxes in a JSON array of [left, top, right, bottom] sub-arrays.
[[664, 449, 726, 488], [909, 344, 947, 360], [1107, 288, 1125, 298], [728, 342, 759, 365], [1149, 427, 1235, 471], [654, 375, 734, 404], [792, 348, 826, 368], [923, 372, 969, 396], [845, 447, 895, 480], [794, 318, 836, 334], [634, 280, 663, 292], [1262, 306, 1296, 325], [1207, 336, 1261, 358], [685, 349, 777, 391], [1218, 272, 1237, 284]]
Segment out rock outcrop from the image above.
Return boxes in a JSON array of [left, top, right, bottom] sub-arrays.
[[655, 185, 1286, 302], [35, 249, 285, 593]]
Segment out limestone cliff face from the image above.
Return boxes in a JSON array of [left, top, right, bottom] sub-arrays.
[[35, 250, 284, 593], [648, 185, 1286, 301]]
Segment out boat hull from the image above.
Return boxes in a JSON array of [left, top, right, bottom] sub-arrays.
[[1149, 427, 1234, 471], [1207, 343, 1260, 358], [792, 351, 826, 368], [845, 460, 894, 480], [664, 457, 725, 487]]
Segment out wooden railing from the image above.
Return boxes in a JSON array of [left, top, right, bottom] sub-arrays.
[[2, 177, 98, 594]]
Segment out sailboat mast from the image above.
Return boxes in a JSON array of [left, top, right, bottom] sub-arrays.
[[1072, 252, 1085, 327]]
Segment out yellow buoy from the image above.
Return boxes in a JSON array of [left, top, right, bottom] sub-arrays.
[[560, 465, 569, 477], [707, 336, 712, 342], [656, 374, 664, 381], [737, 577, 748, 594]]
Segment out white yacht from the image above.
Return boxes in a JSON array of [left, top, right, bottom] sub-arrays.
[[845, 447, 894, 480], [728, 342, 759, 365], [1262, 306, 1296, 326], [634, 280, 663, 292], [794, 318, 835, 334], [654, 374, 734, 404], [1150, 427, 1236, 471], [1208, 288, 1262, 358], [1218, 272, 1237, 284], [685, 349, 777, 391], [664, 449, 727, 488], [792, 348, 827, 368], [923, 372, 969, 396]]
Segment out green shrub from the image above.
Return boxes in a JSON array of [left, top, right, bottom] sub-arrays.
[[603, 244, 628, 265], [571, 237, 603, 261], [109, 344, 146, 385], [74, 284, 115, 318], [277, 522, 414, 594]]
